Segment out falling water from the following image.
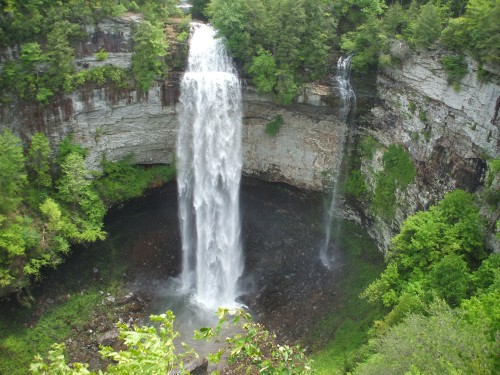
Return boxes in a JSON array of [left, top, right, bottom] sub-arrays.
[[320, 55, 356, 269], [177, 23, 244, 311]]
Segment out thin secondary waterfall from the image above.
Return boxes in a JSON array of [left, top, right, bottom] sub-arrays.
[[320, 55, 356, 269], [177, 23, 243, 310]]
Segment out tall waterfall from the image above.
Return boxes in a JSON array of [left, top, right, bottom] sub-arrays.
[[177, 23, 243, 310], [320, 55, 356, 269]]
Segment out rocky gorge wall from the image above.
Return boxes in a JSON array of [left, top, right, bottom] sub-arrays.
[[0, 81, 345, 192], [1, 16, 498, 252], [350, 50, 499, 251]]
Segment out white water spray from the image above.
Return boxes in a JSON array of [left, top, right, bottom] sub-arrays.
[[320, 55, 356, 269], [177, 23, 244, 311]]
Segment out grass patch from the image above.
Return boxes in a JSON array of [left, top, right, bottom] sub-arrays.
[[0, 235, 128, 374], [311, 220, 384, 374], [440, 54, 468, 89], [371, 145, 416, 221], [0, 291, 104, 375], [358, 135, 380, 160], [265, 115, 284, 136], [342, 170, 367, 199]]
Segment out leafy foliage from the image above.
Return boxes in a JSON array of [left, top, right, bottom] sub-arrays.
[[353, 302, 498, 375], [343, 170, 368, 199], [31, 311, 194, 375], [31, 309, 312, 374], [195, 308, 313, 374], [0, 1, 182, 103], [0, 132, 174, 296], [351, 189, 498, 373], [363, 190, 487, 316], [371, 145, 415, 220], [265, 115, 284, 136], [0, 129, 27, 213], [132, 20, 169, 91], [411, 3, 443, 49], [207, 0, 336, 104], [95, 157, 175, 205], [338, 0, 499, 73]]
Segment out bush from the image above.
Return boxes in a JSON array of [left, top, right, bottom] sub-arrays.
[[343, 170, 368, 199], [265, 115, 284, 136], [95, 157, 175, 205], [440, 54, 468, 88], [354, 303, 497, 375], [95, 49, 109, 61], [411, 3, 442, 49], [371, 145, 416, 220]]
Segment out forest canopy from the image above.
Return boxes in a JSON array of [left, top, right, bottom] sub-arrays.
[[196, 0, 500, 99]]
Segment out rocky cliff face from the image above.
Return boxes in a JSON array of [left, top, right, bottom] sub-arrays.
[[352, 50, 499, 251], [1, 17, 498, 251], [0, 82, 344, 192], [243, 86, 346, 190]]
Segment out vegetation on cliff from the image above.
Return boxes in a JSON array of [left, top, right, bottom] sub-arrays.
[[0, 130, 174, 297], [194, 0, 499, 100], [0, 0, 186, 104]]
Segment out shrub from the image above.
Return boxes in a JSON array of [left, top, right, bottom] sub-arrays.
[[95, 49, 109, 61], [371, 145, 416, 220], [440, 54, 468, 88], [265, 115, 284, 136]]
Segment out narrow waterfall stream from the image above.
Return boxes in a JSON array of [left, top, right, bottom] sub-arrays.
[[177, 23, 244, 311], [320, 55, 356, 269]]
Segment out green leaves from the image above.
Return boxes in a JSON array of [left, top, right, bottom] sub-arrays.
[[363, 189, 491, 333], [371, 145, 415, 221], [209, 0, 335, 104], [0, 129, 27, 213], [196, 308, 312, 374], [132, 20, 168, 92], [354, 302, 498, 374]]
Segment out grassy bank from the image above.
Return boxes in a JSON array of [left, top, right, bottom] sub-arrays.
[[0, 235, 128, 375], [311, 220, 384, 374]]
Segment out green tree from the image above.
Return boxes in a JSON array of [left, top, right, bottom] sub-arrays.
[[363, 190, 486, 313], [429, 253, 470, 306], [411, 3, 443, 49], [57, 153, 106, 243], [341, 14, 388, 71], [208, 0, 335, 104], [353, 302, 497, 375], [0, 129, 27, 212], [456, 0, 500, 64], [44, 20, 82, 100], [27, 133, 52, 193], [248, 49, 278, 95], [132, 20, 168, 91]]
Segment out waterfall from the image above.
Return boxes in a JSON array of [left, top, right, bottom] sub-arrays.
[[177, 23, 244, 310], [320, 55, 356, 269]]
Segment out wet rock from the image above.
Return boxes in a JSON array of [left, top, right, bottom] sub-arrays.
[[170, 357, 208, 375], [116, 292, 135, 305], [103, 295, 116, 305], [127, 300, 144, 313], [97, 328, 120, 347]]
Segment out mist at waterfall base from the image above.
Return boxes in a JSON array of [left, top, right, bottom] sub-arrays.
[[319, 55, 356, 270]]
